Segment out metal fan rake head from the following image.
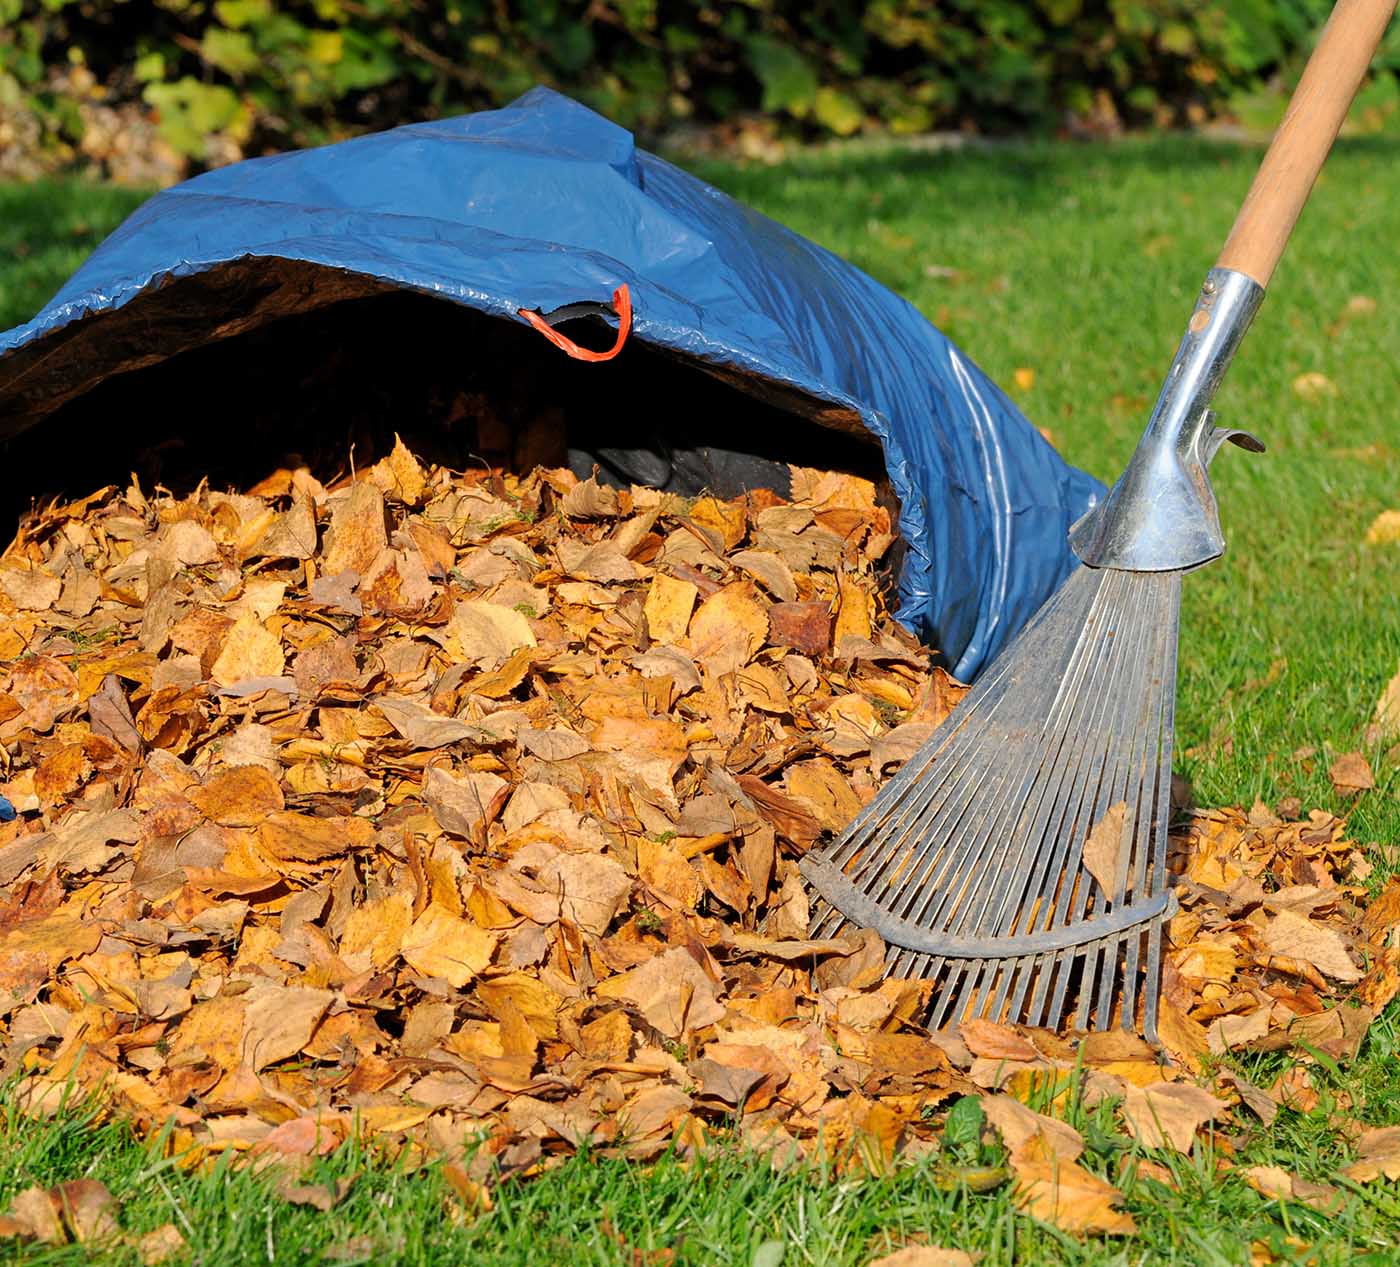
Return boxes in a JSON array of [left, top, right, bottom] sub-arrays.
[[801, 564, 1182, 1041]]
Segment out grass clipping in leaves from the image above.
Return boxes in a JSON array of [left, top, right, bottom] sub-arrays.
[[0, 439, 1397, 1243]]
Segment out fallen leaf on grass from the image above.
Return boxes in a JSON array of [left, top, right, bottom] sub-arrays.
[[1376, 663, 1400, 740], [1340, 1125, 1400, 1182], [0, 1180, 118, 1245], [1292, 372, 1338, 402], [1365, 510, 1400, 546], [1328, 751, 1374, 795], [1116, 1082, 1226, 1153], [1241, 1165, 1343, 1212], [868, 1248, 975, 1267], [276, 1174, 357, 1211], [981, 1094, 1083, 1162], [135, 1223, 187, 1265], [1011, 1136, 1136, 1236]]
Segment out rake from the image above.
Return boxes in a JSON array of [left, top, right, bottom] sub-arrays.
[[801, 0, 1396, 1041]]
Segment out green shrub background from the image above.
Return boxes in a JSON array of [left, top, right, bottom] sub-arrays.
[[4, 0, 1400, 167]]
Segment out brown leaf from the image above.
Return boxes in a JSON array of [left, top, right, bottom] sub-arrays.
[[1376, 662, 1400, 741], [277, 1175, 357, 1212], [598, 946, 725, 1039], [768, 601, 832, 656], [136, 1223, 187, 1265], [242, 983, 334, 1071], [689, 1057, 767, 1110], [869, 1249, 976, 1267], [1082, 800, 1129, 896], [1116, 1082, 1226, 1153], [375, 696, 480, 749], [1241, 1165, 1342, 1212], [1341, 1125, 1400, 1182], [424, 766, 510, 839], [1328, 751, 1374, 795], [1259, 909, 1362, 982], [959, 1019, 1038, 1063], [686, 582, 768, 676], [734, 774, 820, 849], [1011, 1140, 1136, 1235], [619, 1085, 693, 1140], [981, 1094, 1084, 1164], [1, 1187, 65, 1244], [323, 481, 388, 575], [535, 851, 632, 935]]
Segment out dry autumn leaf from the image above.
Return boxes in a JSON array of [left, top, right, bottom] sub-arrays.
[[1328, 751, 1374, 796], [1259, 909, 1362, 983], [1082, 800, 1129, 896], [1291, 371, 1338, 402], [1365, 510, 1400, 546], [1376, 662, 1400, 741], [868, 1249, 975, 1267]]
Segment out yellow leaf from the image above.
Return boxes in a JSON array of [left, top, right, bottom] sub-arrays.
[[1291, 371, 1338, 402], [1012, 1145, 1136, 1235], [476, 972, 564, 1040], [257, 810, 375, 866], [643, 573, 698, 645], [322, 481, 387, 576], [210, 613, 284, 687], [400, 903, 497, 987], [340, 891, 414, 969], [834, 572, 872, 645], [1365, 509, 1400, 546], [451, 600, 537, 669], [189, 765, 284, 826], [685, 581, 768, 677], [1376, 661, 1400, 740]]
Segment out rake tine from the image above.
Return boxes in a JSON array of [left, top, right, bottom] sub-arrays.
[[1050, 571, 1165, 1030], [950, 570, 1129, 944], [892, 571, 1111, 938]]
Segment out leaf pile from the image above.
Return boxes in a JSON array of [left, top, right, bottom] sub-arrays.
[[0, 440, 1396, 1245]]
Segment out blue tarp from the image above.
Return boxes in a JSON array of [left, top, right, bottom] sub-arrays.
[[0, 87, 1101, 678]]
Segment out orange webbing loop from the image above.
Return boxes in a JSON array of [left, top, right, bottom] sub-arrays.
[[518, 284, 632, 363]]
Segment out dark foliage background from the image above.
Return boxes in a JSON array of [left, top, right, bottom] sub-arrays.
[[3, 0, 1399, 178]]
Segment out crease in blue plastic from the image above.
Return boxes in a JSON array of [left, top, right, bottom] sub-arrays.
[[0, 87, 1101, 679]]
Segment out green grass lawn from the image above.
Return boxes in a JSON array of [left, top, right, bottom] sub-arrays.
[[2, 133, 1399, 1265]]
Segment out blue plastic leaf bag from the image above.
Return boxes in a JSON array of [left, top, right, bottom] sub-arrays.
[[0, 88, 1100, 678]]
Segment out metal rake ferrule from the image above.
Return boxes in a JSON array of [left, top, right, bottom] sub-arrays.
[[1069, 266, 1265, 572]]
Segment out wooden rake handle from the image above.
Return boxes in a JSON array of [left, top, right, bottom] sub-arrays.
[[1217, 0, 1396, 289]]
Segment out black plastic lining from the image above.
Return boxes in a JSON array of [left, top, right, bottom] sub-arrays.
[[1, 267, 891, 535]]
